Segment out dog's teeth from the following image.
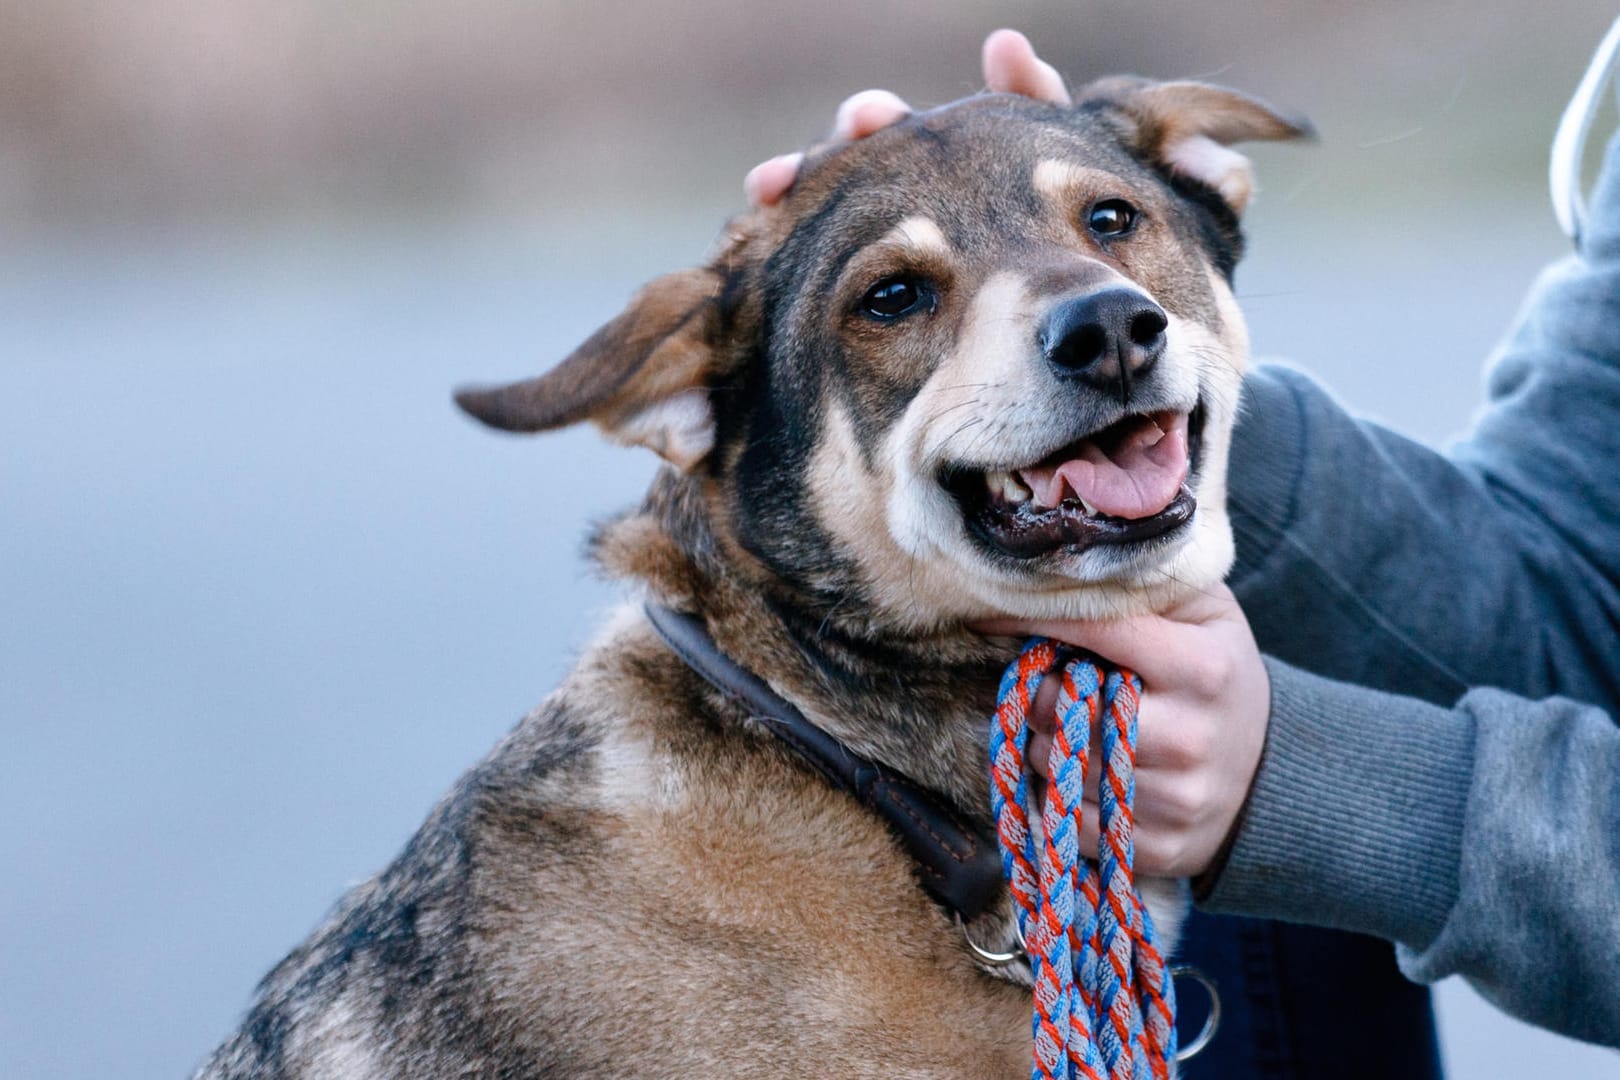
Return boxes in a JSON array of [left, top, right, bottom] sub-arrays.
[[1078, 495, 1100, 517], [986, 470, 1031, 505]]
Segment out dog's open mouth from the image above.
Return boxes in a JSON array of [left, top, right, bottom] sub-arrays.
[[945, 405, 1204, 560]]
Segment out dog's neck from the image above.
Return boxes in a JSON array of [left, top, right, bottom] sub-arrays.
[[591, 469, 1009, 820]]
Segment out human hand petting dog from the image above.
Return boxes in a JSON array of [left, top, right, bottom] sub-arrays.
[[976, 586, 1270, 881], [748, 29, 1273, 881], [743, 29, 1070, 206]]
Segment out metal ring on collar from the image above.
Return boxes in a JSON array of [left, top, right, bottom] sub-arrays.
[[1171, 964, 1222, 1063], [958, 913, 1027, 967], [960, 916, 1219, 1063]]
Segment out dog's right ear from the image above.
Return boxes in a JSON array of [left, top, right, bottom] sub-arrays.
[[1081, 77, 1314, 216], [454, 266, 726, 470]]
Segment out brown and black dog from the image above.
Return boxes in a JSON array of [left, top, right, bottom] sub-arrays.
[[197, 75, 1306, 1078]]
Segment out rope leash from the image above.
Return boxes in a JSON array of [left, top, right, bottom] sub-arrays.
[[990, 639, 1175, 1080]]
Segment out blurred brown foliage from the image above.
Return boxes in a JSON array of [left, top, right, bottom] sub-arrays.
[[0, 1, 1610, 229]]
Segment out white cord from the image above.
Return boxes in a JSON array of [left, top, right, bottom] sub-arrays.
[[1551, 15, 1620, 243]]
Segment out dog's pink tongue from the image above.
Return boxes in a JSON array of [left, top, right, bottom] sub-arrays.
[[1020, 413, 1190, 519]]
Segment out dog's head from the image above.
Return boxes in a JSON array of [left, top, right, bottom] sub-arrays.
[[459, 81, 1308, 630]]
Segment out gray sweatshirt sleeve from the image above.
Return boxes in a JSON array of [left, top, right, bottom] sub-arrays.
[[1200, 130, 1620, 1045], [1202, 661, 1620, 1045]]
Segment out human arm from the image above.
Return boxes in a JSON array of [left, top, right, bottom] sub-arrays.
[[1029, 128, 1620, 1046], [761, 30, 1620, 1044], [1205, 658, 1620, 1045], [1184, 126, 1620, 1047], [1228, 97, 1620, 708]]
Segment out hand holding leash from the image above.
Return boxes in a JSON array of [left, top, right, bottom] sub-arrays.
[[979, 586, 1271, 881]]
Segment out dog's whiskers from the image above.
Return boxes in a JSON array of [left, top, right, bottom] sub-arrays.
[[932, 397, 987, 423], [941, 413, 986, 449]]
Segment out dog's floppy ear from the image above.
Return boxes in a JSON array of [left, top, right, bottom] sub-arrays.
[[455, 266, 725, 469], [1082, 77, 1313, 215]]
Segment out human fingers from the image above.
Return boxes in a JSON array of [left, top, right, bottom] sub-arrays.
[[977, 615, 1178, 687], [1035, 721, 1105, 803], [1132, 692, 1267, 876], [1026, 635, 1266, 877], [744, 90, 912, 209], [1051, 699, 1202, 804], [748, 28, 1071, 210], [1072, 787, 1208, 878], [831, 89, 913, 141], [743, 152, 804, 207], [975, 582, 1238, 642], [1130, 692, 1222, 774], [1026, 666, 1113, 783], [1025, 671, 1060, 778], [975, 587, 1245, 686], [1127, 770, 1229, 878], [982, 28, 1072, 106], [1051, 740, 1226, 873]]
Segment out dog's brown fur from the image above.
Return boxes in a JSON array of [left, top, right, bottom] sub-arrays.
[[197, 80, 1306, 1078]]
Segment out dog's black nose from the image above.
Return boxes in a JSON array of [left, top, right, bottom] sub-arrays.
[[1041, 289, 1168, 400]]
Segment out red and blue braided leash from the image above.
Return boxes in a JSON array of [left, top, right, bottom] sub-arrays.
[[991, 639, 1176, 1080]]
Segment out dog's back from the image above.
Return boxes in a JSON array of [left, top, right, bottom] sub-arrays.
[[198, 615, 1028, 1077]]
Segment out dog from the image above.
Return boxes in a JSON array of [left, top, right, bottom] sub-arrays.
[[196, 75, 1307, 1078]]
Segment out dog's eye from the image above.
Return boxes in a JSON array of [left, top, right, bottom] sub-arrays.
[[1087, 199, 1140, 238], [860, 275, 933, 320]]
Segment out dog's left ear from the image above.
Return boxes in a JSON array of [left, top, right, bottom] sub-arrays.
[[454, 266, 728, 469], [1083, 77, 1314, 215]]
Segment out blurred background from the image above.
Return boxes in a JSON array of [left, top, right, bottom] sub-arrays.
[[3, 1, 1617, 1076]]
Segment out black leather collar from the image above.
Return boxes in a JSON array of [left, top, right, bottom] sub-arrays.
[[644, 602, 1005, 921]]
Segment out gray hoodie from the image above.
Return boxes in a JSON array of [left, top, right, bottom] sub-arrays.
[[1203, 131, 1620, 1047]]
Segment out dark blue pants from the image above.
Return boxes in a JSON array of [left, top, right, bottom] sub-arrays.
[[1172, 910, 1444, 1078]]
